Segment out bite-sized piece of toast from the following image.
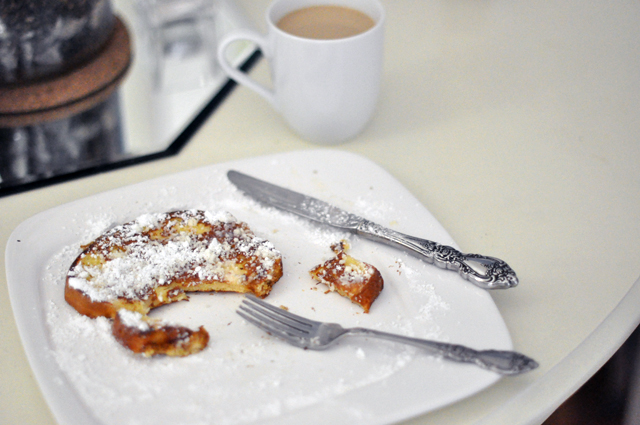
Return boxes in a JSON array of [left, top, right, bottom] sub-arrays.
[[309, 241, 383, 313], [65, 209, 283, 356], [112, 310, 209, 357]]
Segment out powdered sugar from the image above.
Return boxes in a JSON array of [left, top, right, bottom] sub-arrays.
[[67, 210, 281, 303], [117, 310, 151, 332]]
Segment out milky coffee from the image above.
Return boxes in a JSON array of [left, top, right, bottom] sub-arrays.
[[276, 5, 375, 40]]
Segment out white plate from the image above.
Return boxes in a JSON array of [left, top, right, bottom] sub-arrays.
[[6, 150, 512, 425]]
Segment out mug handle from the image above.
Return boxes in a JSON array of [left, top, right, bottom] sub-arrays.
[[217, 30, 277, 108]]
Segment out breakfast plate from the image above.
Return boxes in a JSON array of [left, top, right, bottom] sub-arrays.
[[6, 150, 513, 425]]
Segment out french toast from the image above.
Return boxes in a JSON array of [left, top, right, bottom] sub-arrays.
[[65, 210, 283, 356], [309, 241, 383, 313], [112, 309, 209, 357]]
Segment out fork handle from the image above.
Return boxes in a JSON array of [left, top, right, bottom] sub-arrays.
[[354, 219, 518, 290], [346, 328, 537, 375]]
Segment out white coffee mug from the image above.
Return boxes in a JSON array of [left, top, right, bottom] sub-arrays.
[[217, 0, 384, 144]]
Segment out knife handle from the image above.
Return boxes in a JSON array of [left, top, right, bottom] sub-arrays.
[[356, 220, 518, 289]]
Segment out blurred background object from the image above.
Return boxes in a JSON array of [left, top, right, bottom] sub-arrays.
[[0, 0, 130, 191], [135, 0, 218, 91], [0, 94, 123, 187], [0, 0, 258, 196], [0, 0, 115, 84]]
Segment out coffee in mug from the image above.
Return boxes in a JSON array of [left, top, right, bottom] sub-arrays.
[[217, 0, 384, 145], [276, 5, 375, 40]]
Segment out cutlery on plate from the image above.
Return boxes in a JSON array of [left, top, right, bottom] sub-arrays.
[[227, 170, 518, 289], [237, 295, 538, 375]]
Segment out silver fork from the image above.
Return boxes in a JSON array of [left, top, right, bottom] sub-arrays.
[[237, 295, 538, 375]]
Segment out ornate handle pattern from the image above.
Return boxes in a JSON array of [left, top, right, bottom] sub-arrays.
[[347, 328, 538, 375], [355, 220, 518, 289]]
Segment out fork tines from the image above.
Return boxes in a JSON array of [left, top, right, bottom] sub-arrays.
[[237, 295, 314, 345]]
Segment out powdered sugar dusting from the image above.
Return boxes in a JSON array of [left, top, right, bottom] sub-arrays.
[[67, 210, 281, 303], [117, 310, 151, 332]]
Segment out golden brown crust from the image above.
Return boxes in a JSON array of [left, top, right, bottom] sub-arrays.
[[112, 310, 209, 357], [309, 241, 383, 313], [65, 210, 283, 356], [65, 210, 283, 316], [64, 283, 120, 319]]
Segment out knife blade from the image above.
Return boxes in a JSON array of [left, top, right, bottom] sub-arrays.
[[227, 170, 518, 289]]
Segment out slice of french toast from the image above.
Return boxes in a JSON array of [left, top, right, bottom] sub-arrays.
[[65, 209, 283, 356]]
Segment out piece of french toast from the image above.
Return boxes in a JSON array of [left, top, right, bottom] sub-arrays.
[[112, 309, 209, 357], [65, 210, 283, 356], [309, 240, 383, 313]]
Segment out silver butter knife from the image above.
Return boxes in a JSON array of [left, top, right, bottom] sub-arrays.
[[227, 170, 518, 290]]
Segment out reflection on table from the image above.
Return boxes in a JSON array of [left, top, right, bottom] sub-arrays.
[[0, 0, 256, 196]]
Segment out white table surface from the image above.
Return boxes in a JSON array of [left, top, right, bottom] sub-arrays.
[[2, 1, 640, 424]]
